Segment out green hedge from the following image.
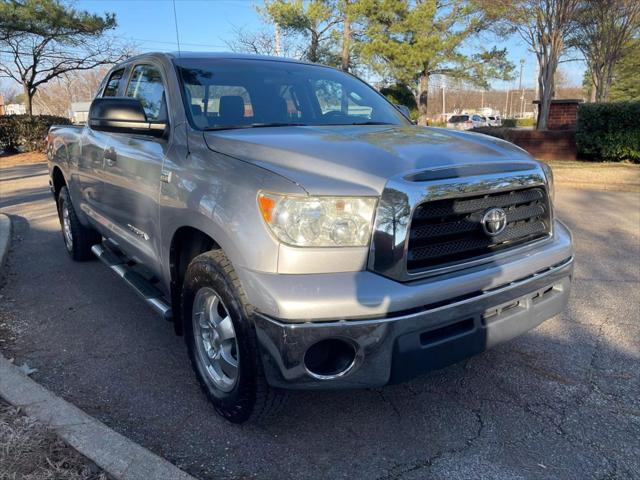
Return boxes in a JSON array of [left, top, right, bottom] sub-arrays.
[[576, 102, 640, 162], [470, 126, 513, 140], [0, 114, 71, 153], [502, 117, 536, 128]]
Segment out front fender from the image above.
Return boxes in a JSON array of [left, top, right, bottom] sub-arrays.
[[159, 141, 305, 291]]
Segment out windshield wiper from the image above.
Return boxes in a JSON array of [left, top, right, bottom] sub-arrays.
[[204, 122, 307, 131]]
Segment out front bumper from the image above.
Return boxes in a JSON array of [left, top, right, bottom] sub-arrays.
[[252, 220, 574, 389], [255, 255, 572, 389]]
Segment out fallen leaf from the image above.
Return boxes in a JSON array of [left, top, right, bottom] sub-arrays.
[[18, 363, 37, 376]]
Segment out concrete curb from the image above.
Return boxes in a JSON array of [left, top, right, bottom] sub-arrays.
[[0, 354, 197, 480], [0, 213, 11, 276]]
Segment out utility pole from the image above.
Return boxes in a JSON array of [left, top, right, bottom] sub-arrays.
[[274, 23, 281, 56], [518, 59, 524, 119], [442, 82, 446, 119], [504, 88, 509, 117]]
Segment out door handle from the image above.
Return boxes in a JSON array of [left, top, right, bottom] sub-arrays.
[[103, 147, 117, 165]]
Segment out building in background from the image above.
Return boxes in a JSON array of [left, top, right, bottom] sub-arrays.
[[70, 101, 91, 124], [4, 103, 26, 115]]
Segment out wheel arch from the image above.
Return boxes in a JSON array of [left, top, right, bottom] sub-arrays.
[[51, 166, 66, 201], [169, 225, 220, 335]]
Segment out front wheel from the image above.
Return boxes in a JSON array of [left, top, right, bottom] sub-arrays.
[[182, 250, 286, 423]]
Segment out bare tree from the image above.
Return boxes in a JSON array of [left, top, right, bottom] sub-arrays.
[[499, 0, 581, 129], [569, 0, 640, 102], [225, 25, 304, 59], [32, 67, 108, 116], [0, 0, 129, 115]]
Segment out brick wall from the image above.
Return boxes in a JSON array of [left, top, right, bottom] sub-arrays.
[[534, 99, 582, 130], [509, 129, 577, 160], [547, 102, 580, 130]]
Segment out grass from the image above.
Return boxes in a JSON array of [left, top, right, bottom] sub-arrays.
[[546, 160, 640, 192], [547, 160, 640, 169], [0, 151, 47, 168], [0, 400, 108, 480]]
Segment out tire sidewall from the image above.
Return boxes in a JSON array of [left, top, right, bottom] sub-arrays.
[[57, 187, 74, 255], [182, 255, 259, 417]]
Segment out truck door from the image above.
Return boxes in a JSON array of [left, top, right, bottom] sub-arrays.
[[99, 62, 169, 274], [76, 68, 125, 220]]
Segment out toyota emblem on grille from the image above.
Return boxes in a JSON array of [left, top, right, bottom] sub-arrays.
[[481, 207, 507, 237]]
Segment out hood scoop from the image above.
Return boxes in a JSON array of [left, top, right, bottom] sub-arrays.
[[404, 162, 537, 182]]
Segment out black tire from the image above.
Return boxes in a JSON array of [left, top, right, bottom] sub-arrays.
[[57, 186, 101, 261], [182, 249, 287, 423]]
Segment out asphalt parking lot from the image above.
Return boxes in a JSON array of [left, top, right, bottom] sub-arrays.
[[1, 162, 639, 480]]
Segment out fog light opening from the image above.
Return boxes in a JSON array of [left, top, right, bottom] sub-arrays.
[[304, 338, 357, 379]]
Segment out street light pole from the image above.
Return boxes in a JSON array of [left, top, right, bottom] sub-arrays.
[[275, 23, 281, 56], [504, 88, 509, 117], [518, 59, 524, 119]]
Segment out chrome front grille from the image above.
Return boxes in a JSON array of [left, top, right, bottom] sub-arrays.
[[406, 187, 551, 273], [368, 164, 552, 282]]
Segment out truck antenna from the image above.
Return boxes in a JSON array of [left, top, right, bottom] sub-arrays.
[[172, 0, 181, 56]]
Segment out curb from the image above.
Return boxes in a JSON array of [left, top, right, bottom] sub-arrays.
[[0, 354, 197, 480], [0, 213, 11, 276]]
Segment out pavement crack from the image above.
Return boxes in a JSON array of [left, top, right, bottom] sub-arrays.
[[375, 406, 486, 480], [377, 389, 401, 418]]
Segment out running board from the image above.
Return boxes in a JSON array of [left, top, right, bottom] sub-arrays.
[[91, 244, 172, 321]]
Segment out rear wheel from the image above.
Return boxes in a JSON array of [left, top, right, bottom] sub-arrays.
[[182, 250, 286, 423], [57, 186, 101, 261]]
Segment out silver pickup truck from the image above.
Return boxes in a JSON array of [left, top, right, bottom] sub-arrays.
[[47, 52, 573, 423]]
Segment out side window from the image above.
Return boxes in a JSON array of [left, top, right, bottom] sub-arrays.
[[125, 65, 167, 121], [103, 69, 125, 97], [206, 85, 252, 118], [279, 85, 302, 119], [347, 92, 373, 118], [313, 79, 343, 114], [312, 80, 373, 119], [184, 84, 253, 128]]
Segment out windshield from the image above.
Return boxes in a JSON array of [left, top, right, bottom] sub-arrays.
[[174, 58, 409, 130]]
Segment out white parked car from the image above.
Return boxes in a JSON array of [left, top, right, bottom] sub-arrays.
[[487, 115, 502, 127], [446, 114, 488, 130]]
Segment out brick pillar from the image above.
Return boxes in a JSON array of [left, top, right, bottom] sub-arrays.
[[534, 99, 582, 130]]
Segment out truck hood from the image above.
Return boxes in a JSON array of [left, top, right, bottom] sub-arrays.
[[203, 125, 538, 196]]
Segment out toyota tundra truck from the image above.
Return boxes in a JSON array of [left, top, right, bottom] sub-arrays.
[[47, 52, 574, 423]]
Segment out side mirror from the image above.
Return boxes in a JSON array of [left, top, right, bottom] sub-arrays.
[[88, 97, 167, 138]]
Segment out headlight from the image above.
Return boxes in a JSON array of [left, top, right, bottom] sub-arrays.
[[258, 192, 377, 247], [540, 161, 555, 203]]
